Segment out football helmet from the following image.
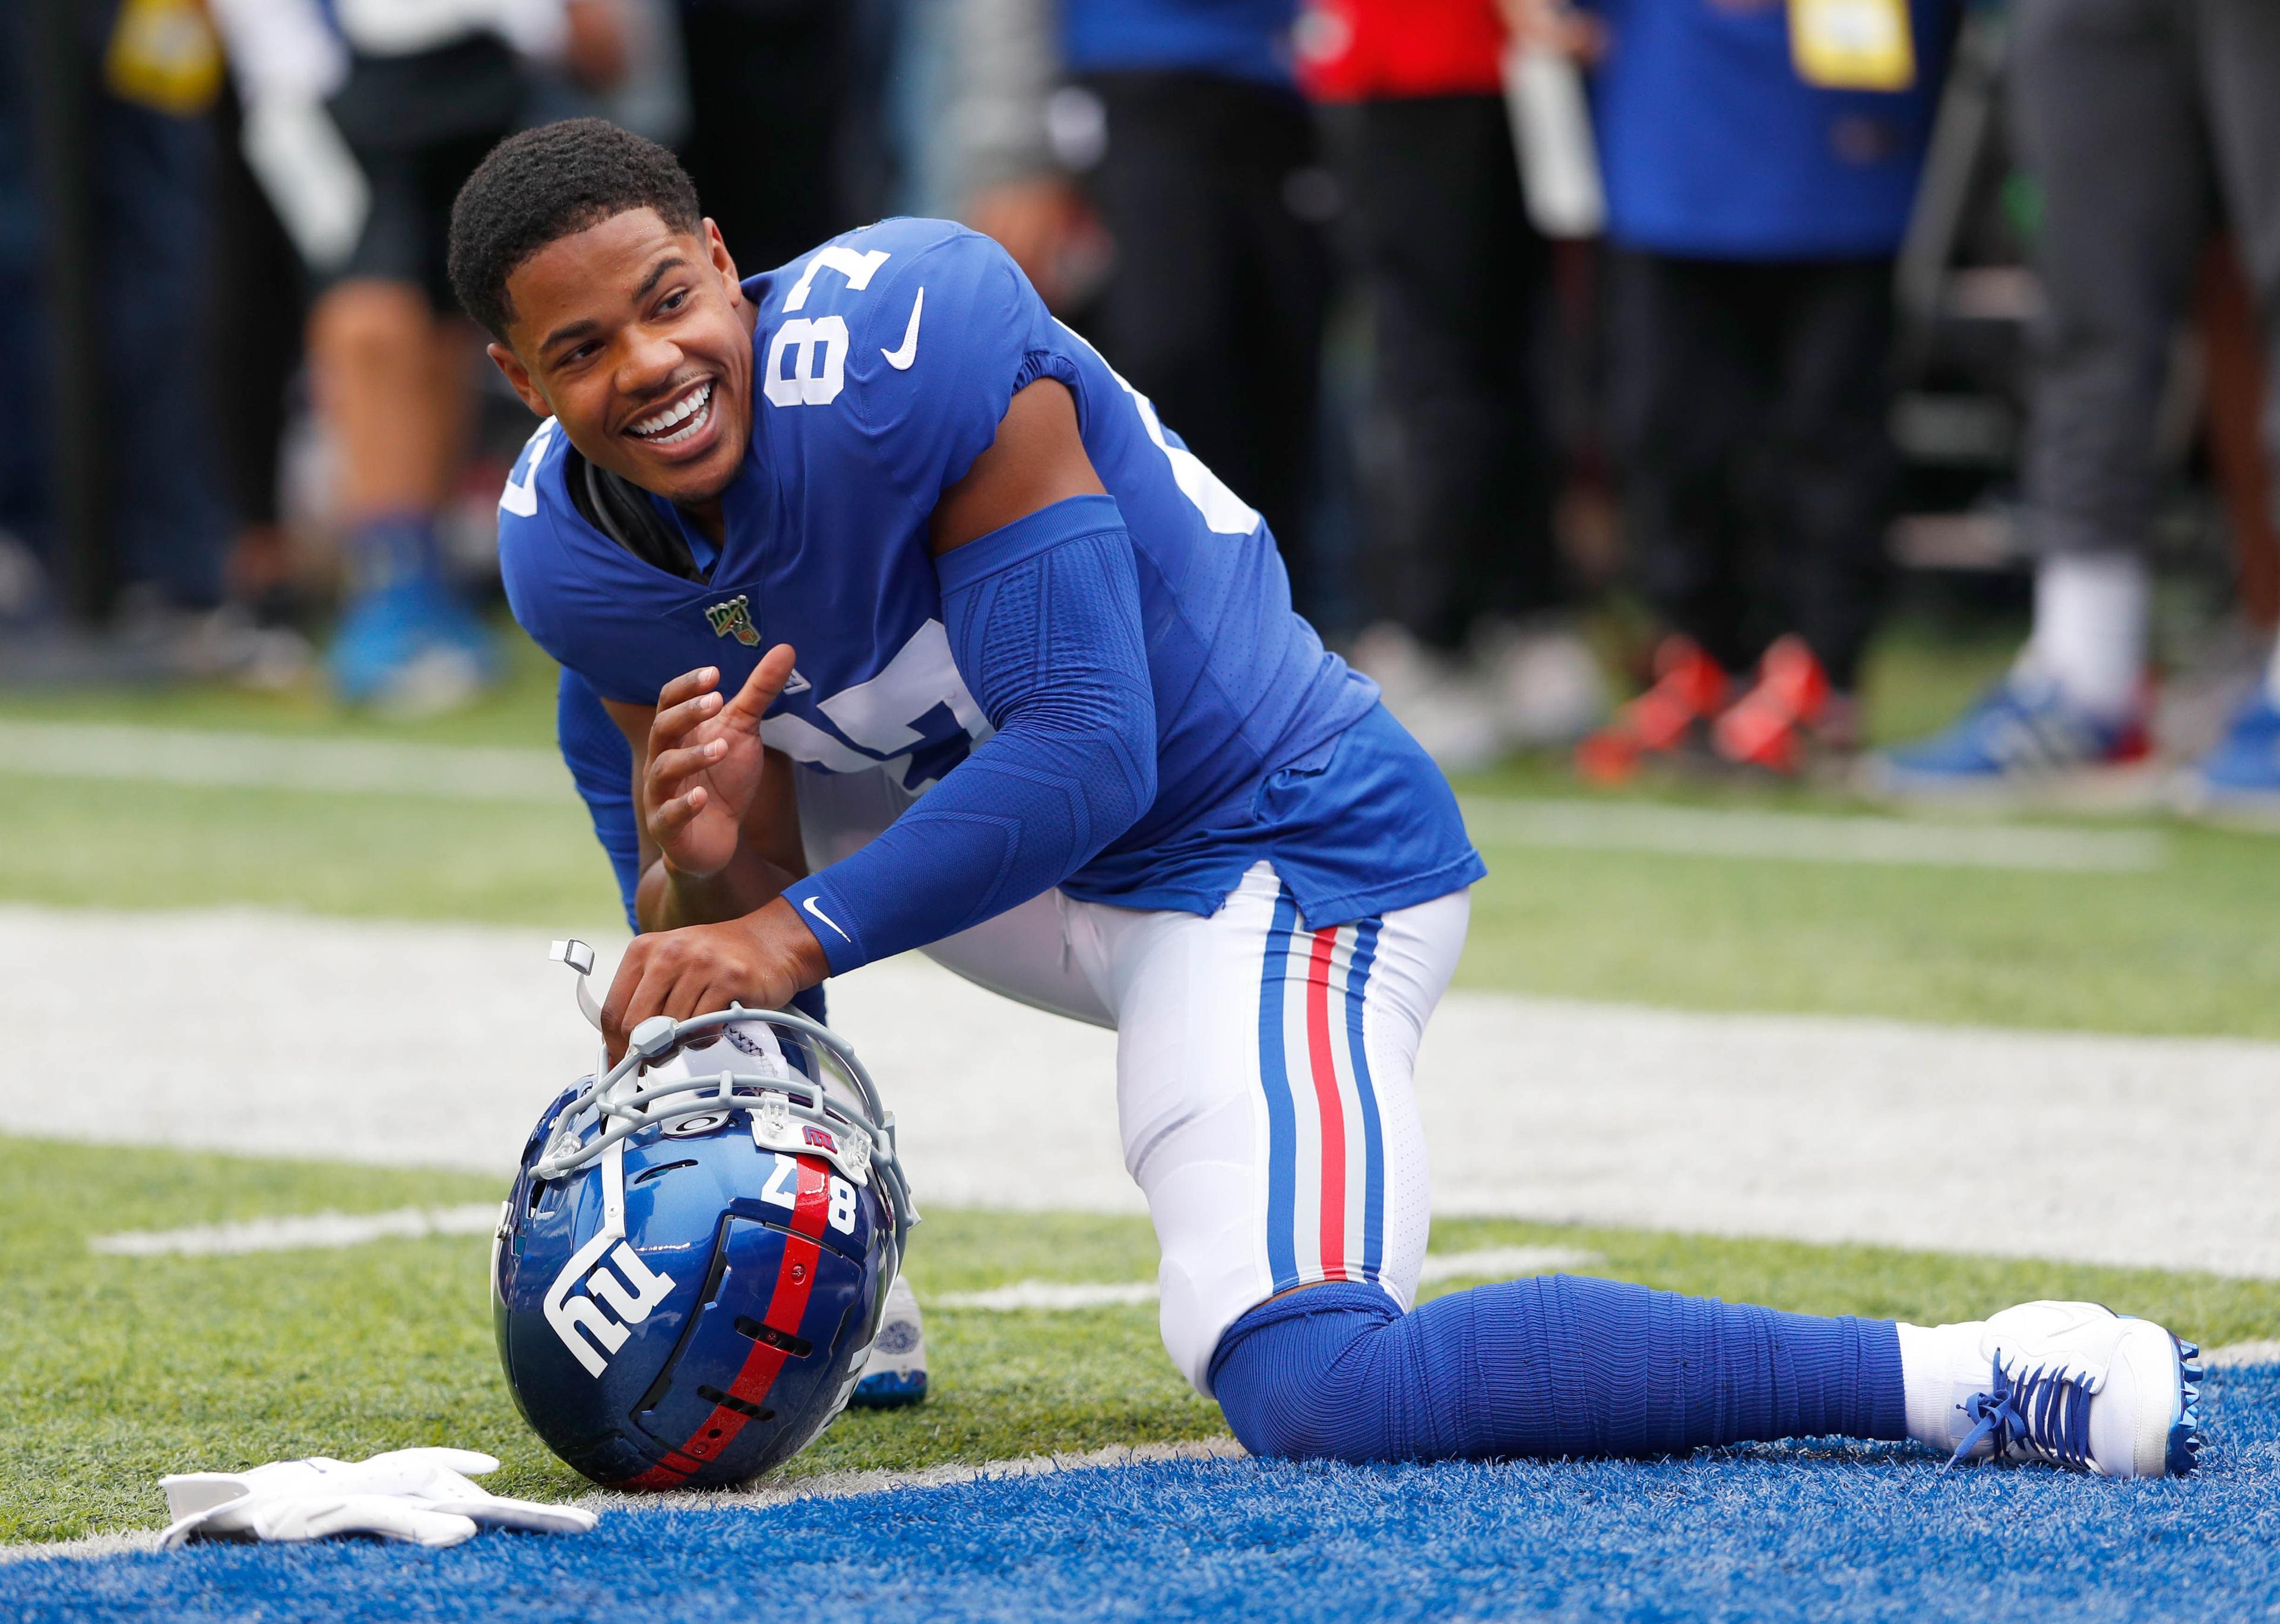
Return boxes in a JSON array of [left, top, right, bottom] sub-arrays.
[[492, 941, 917, 1489]]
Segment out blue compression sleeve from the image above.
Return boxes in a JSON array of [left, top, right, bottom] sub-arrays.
[[780, 495, 1157, 973], [1209, 1278, 1907, 1463]]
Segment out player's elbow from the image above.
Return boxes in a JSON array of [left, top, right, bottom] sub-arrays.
[[1002, 676, 1158, 839], [1110, 686, 1158, 821], [1085, 680, 1158, 843]]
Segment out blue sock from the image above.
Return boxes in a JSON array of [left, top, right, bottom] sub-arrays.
[[1208, 1277, 1907, 1463], [346, 513, 443, 593]]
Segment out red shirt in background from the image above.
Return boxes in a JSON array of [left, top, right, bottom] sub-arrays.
[[1295, 0, 1507, 102]]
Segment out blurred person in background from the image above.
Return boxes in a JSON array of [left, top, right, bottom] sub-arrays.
[[0, 10, 60, 623], [1, 0, 237, 648], [678, 0, 864, 274], [204, 73, 315, 660], [951, 0, 1332, 613], [205, 0, 625, 712], [1876, 0, 2280, 807], [1297, 0, 1607, 770], [1539, 0, 1958, 781]]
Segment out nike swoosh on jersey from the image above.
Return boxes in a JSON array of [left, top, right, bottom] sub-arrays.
[[802, 895, 852, 942], [882, 286, 924, 371]]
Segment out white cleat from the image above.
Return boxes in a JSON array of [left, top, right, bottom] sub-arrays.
[[1917, 1301, 2204, 1478], [849, 1272, 929, 1408]]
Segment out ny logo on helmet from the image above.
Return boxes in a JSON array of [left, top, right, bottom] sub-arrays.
[[705, 594, 761, 647], [545, 1240, 676, 1376]]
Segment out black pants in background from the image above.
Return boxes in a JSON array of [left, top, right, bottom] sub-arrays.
[[680, 0, 859, 276], [1081, 71, 1330, 612], [2011, 0, 2280, 561], [1327, 94, 1560, 652], [207, 83, 305, 536], [1608, 252, 1896, 692]]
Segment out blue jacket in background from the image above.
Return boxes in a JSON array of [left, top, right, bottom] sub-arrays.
[[1063, 0, 1299, 87], [1588, 0, 1959, 261]]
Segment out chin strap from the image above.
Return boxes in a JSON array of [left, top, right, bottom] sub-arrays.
[[551, 938, 604, 1031]]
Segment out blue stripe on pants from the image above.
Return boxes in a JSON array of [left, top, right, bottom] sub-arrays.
[[1258, 887, 1301, 1291], [1345, 917, 1385, 1285]]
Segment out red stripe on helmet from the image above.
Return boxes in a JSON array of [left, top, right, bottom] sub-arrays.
[[660, 1156, 833, 1470]]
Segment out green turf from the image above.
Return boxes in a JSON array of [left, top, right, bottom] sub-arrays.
[[1454, 817, 2280, 1037], [8, 1134, 2275, 1544], [0, 777, 620, 929], [13, 613, 2276, 1036], [9, 703, 2280, 1036], [0, 620, 566, 748]]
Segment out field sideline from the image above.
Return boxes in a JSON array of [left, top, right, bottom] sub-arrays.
[[7, 625, 2278, 1617]]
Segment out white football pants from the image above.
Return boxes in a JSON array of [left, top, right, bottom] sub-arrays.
[[797, 772, 1471, 1393]]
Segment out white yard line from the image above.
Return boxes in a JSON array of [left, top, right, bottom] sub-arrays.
[[1458, 797, 2167, 873], [0, 1530, 166, 1568], [1416, 1245, 1601, 1284], [577, 1437, 1250, 1515], [89, 1205, 502, 1256], [2207, 1340, 2280, 1368], [0, 1441, 1254, 1566], [0, 720, 568, 803], [6, 905, 2276, 1278], [932, 1280, 1160, 1310], [0, 721, 2165, 873]]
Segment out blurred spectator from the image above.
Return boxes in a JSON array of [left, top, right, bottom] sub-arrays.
[[0, 12, 52, 620], [205, 0, 624, 713], [1879, 0, 2280, 807], [1, 0, 235, 642], [205, 78, 313, 647], [678, 0, 863, 274], [954, 0, 1332, 614], [1558, 0, 1958, 781], [1299, 0, 1607, 769]]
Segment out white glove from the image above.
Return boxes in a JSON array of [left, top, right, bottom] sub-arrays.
[[159, 1448, 597, 1549]]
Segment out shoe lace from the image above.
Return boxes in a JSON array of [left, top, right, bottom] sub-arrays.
[[1945, 1354, 2094, 1470]]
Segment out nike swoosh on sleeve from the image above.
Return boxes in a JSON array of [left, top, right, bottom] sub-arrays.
[[882, 286, 923, 371], [802, 895, 853, 943]]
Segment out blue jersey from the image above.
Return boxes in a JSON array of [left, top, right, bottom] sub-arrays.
[[501, 219, 1480, 931], [1063, 0, 1300, 87], [1587, 0, 1956, 260]]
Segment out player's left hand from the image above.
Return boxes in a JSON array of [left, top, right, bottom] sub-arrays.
[[600, 898, 830, 1062]]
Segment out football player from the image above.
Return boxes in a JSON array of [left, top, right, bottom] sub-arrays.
[[450, 120, 2202, 1477]]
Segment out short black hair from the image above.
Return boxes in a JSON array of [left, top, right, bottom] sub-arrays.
[[448, 118, 704, 342]]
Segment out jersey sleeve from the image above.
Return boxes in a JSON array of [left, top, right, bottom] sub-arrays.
[[797, 223, 1071, 515], [555, 666, 642, 932], [778, 494, 1158, 975]]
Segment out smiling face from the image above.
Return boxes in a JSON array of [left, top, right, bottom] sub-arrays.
[[488, 208, 757, 517]]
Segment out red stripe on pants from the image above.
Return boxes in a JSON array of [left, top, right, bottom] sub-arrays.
[[1304, 926, 1348, 1281]]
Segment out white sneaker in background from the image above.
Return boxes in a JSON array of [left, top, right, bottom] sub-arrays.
[[1478, 619, 1610, 748], [1348, 622, 1505, 773]]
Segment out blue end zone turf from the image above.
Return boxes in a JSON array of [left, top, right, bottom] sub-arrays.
[[15, 1366, 2278, 1623]]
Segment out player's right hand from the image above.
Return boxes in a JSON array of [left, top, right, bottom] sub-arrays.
[[641, 647, 796, 881]]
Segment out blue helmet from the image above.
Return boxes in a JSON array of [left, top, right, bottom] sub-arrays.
[[492, 942, 917, 1490]]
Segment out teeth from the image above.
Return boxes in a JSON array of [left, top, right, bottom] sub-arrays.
[[631, 382, 713, 442]]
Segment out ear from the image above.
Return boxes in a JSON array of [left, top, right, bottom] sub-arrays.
[[704, 219, 743, 306], [487, 341, 550, 418]]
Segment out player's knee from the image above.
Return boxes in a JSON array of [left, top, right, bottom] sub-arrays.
[[1208, 1283, 1406, 1462]]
